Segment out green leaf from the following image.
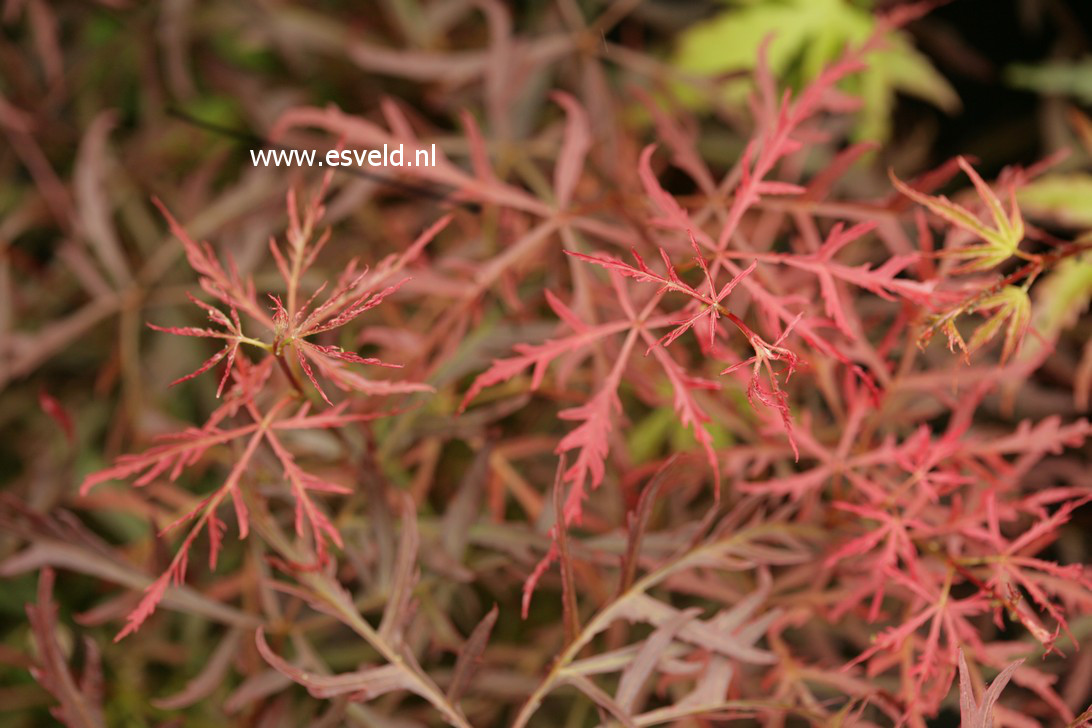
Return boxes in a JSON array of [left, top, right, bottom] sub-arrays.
[[1018, 174, 1092, 229], [1006, 58, 1092, 105], [626, 407, 676, 464], [968, 286, 1032, 363], [670, 0, 957, 141], [178, 95, 243, 131], [891, 157, 1024, 273], [1032, 251, 1092, 339]]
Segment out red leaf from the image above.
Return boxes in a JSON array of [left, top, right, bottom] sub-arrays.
[[38, 389, 74, 444]]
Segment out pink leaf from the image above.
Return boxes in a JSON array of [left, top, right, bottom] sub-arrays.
[[551, 91, 591, 209], [958, 649, 1023, 728]]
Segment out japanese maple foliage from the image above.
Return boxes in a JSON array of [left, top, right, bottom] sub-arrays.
[[78, 177, 450, 640], [5, 2, 1092, 728]]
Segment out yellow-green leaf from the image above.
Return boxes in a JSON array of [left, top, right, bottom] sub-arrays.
[[1006, 58, 1092, 105], [891, 157, 1023, 273], [1018, 174, 1092, 229], [1033, 251, 1092, 338], [968, 286, 1032, 363], [671, 0, 957, 141]]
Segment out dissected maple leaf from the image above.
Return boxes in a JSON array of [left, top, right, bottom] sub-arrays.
[[25, 568, 104, 728], [958, 650, 1022, 728], [462, 276, 721, 530], [671, 0, 957, 142], [965, 285, 1033, 362], [569, 240, 805, 457], [719, 313, 804, 460], [153, 189, 446, 405], [149, 294, 253, 396], [567, 235, 756, 352], [921, 284, 1034, 364], [256, 627, 412, 702], [891, 157, 1025, 273], [80, 358, 394, 640]]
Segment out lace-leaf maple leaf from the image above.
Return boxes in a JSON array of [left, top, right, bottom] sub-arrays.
[[891, 157, 1025, 273], [80, 359, 395, 640], [462, 277, 717, 530], [25, 568, 104, 728], [958, 650, 1023, 728], [570, 241, 804, 457], [153, 187, 447, 405], [256, 627, 413, 701], [148, 295, 257, 396], [965, 285, 1033, 362]]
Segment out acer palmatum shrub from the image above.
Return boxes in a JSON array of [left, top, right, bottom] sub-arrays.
[[4, 1, 1092, 727]]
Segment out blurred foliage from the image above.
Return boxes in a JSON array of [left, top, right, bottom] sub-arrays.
[[671, 0, 958, 140], [1007, 57, 1092, 105], [1019, 174, 1092, 227]]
